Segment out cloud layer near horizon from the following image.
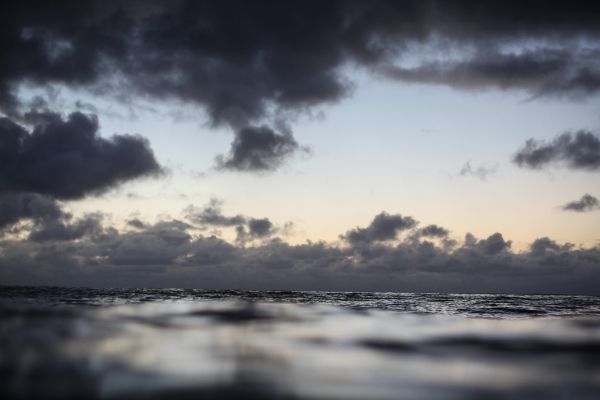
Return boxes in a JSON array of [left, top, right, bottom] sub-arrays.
[[1, 205, 598, 295]]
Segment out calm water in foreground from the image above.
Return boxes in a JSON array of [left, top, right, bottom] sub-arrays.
[[1, 287, 600, 399]]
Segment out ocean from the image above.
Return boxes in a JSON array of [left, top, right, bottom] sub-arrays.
[[1, 287, 599, 399]]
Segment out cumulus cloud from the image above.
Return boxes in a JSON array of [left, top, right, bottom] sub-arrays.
[[185, 198, 280, 243], [0, 111, 162, 232], [3, 1, 600, 170], [0, 192, 108, 243], [185, 198, 246, 227], [513, 131, 600, 171], [236, 218, 276, 244], [418, 224, 450, 238], [530, 237, 574, 257], [247, 218, 275, 237], [561, 194, 600, 212], [472, 232, 512, 255], [0, 112, 163, 199], [342, 212, 417, 245], [126, 218, 148, 229], [215, 126, 303, 172], [0, 193, 65, 230], [28, 213, 104, 242]]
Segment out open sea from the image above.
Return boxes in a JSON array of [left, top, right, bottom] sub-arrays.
[[1, 286, 599, 399]]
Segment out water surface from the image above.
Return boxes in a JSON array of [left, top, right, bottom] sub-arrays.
[[1, 287, 599, 399]]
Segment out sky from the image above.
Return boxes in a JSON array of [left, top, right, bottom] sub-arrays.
[[1, 0, 600, 294]]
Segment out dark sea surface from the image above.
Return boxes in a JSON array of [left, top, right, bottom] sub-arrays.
[[1, 287, 600, 399]]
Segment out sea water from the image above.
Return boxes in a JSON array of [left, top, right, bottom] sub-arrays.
[[1, 287, 599, 399]]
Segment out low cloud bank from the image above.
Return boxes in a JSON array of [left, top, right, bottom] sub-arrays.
[[1, 205, 598, 295]]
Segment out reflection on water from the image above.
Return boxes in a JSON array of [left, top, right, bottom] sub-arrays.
[[1, 287, 599, 399]]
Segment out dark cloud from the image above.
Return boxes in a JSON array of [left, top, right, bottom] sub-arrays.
[[215, 126, 302, 172], [464, 233, 478, 247], [1, 210, 599, 295], [0, 111, 162, 230], [474, 232, 512, 255], [418, 224, 449, 238], [383, 48, 600, 98], [0, 192, 107, 242], [513, 130, 600, 171], [184, 198, 282, 244], [28, 213, 103, 242], [2, 1, 600, 170], [182, 236, 239, 267], [236, 218, 276, 244], [126, 218, 148, 229], [0, 193, 65, 229], [343, 212, 417, 245], [185, 198, 246, 226], [184, 198, 284, 245], [561, 193, 600, 212], [530, 237, 574, 257], [461, 232, 512, 255], [248, 218, 274, 237], [0, 112, 163, 199], [105, 220, 193, 266], [3, 1, 600, 119]]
